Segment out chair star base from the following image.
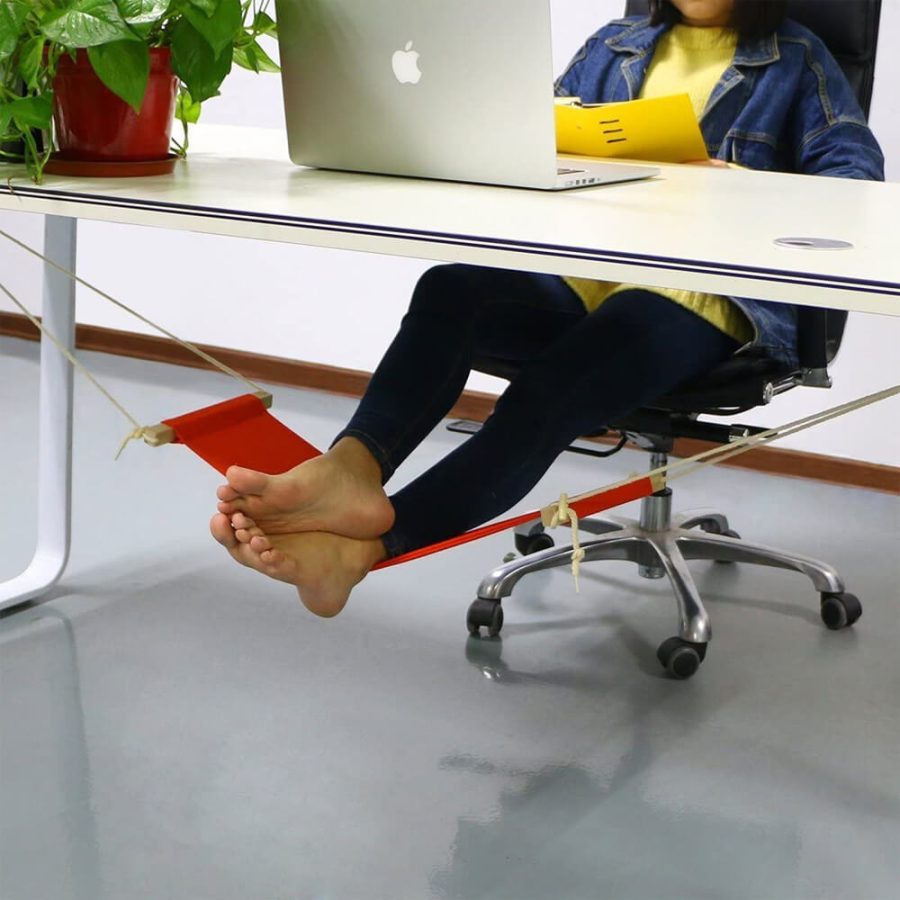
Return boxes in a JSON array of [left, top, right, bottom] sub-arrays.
[[467, 452, 860, 679]]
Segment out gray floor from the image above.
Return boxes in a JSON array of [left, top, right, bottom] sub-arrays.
[[1, 335, 899, 900]]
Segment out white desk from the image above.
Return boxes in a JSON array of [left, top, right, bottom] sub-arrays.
[[2, 127, 899, 610]]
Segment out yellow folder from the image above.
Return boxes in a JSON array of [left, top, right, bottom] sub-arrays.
[[555, 94, 708, 164]]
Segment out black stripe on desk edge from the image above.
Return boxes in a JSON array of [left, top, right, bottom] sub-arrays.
[[3, 185, 898, 298]]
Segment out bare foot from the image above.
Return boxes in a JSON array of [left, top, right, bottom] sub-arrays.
[[209, 513, 386, 617], [215, 437, 394, 540]]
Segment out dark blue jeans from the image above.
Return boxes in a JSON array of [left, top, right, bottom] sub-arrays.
[[335, 264, 739, 557]]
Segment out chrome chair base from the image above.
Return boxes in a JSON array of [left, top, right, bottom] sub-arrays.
[[467, 462, 861, 678]]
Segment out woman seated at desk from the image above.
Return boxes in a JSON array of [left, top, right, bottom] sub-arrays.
[[210, 0, 884, 616]]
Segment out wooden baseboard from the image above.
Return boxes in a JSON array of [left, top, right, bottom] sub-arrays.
[[3, 311, 898, 494]]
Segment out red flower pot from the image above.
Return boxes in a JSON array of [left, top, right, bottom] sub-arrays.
[[52, 47, 177, 162]]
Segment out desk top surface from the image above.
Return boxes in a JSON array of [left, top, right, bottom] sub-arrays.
[[1, 126, 898, 315]]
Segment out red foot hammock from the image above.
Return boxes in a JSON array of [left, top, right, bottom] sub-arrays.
[[153, 392, 662, 571], [3, 226, 896, 574]]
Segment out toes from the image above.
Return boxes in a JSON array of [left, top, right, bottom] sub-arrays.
[[258, 545, 298, 581], [216, 484, 240, 502], [231, 512, 257, 531], [210, 513, 237, 548], [235, 526, 266, 545], [250, 534, 273, 553], [226, 465, 270, 496], [213, 517, 272, 571], [217, 497, 248, 515], [259, 548, 279, 566], [232, 512, 264, 546], [213, 511, 299, 579]]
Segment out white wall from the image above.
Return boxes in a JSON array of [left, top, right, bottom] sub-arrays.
[[2, 0, 899, 466]]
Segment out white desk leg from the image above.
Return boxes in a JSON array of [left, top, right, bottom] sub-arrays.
[[0, 216, 77, 612]]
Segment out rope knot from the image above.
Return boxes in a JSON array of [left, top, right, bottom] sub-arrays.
[[548, 493, 585, 593], [115, 426, 154, 460]]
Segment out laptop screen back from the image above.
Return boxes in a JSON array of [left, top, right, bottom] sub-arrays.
[[276, 0, 561, 188]]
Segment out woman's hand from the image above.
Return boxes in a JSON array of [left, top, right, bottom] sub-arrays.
[[683, 158, 730, 167]]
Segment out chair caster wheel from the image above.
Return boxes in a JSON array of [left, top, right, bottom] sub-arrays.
[[657, 636, 707, 679], [467, 599, 504, 637], [711, 528, 741, 564], [514, 531, 554, 556], [820, 592, 862, 630]]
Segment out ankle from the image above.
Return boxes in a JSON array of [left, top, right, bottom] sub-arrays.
[[329, 437, 385, 486], [360, 538, 388, 574]]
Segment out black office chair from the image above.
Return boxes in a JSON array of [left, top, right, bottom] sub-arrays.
[[459, 0, 882, 679]]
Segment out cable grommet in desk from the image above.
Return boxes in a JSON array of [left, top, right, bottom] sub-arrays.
[[774, 237, 854, 250]]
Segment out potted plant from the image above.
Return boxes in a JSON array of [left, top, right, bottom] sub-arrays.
[[0, 0, 278, 183]]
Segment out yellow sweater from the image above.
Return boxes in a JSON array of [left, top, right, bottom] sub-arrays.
[[563, 25, 752, 343]]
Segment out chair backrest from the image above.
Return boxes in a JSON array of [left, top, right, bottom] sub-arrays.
[[784, 0, 881, 115], [622, 0, 882, 371]]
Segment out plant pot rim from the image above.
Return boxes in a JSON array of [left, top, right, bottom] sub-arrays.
[[55, 45, 172, 69]]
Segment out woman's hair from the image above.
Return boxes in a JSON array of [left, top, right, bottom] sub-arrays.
[[648, 0, 789, 39]]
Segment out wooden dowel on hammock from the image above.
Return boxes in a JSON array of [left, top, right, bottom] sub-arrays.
[[141, 391, 274, 448]]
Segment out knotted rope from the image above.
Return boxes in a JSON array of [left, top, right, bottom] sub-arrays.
[[546, 493, 586, 591], [1, 228, 266, 455]]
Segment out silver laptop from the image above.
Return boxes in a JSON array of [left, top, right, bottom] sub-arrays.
[[275, 0, 659, 190]]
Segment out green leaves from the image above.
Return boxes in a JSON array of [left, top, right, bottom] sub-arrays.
[[1, 0, 278, 182], [0, 2, 28, 62], [88, 40, 149, 111], [234, 7, 278, 73], [17, 35, 46, 90], [169, 16, 232, 104], [175, 86, 201, 124], [234, 38, 278, 74], [41, 0, 136, 48], [181, 0, 218, 16], [178, 0, 241, 59], [252, 10, 277, 38], [0, 93, 52, 134], [166, 0, 254, 103], [116, 1, 172, 26]]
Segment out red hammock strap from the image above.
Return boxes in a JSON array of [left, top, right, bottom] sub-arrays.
[[372, 473, 660, 570], [163, 395, 661, 566], [163, 394, 321, 475], [558, 472, 664, 521]]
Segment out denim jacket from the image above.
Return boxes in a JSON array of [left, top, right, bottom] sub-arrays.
[[556, 16, 886, 368]]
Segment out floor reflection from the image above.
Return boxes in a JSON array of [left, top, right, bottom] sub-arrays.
[[437, 638, 801, 900], [0, 607, 104, 900]]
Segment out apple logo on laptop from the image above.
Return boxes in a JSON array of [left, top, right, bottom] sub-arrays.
[[392, 41, 422, 84]]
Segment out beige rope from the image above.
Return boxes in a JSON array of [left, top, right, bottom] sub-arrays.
[[1, 227, 271, 457], [0, 279, 153, 457], [550, 384, 900, 518], [541, 383, 899, 587], [663, 385, 900, 484], [546, 493, 586, 591], [0, 228, 264, 395]]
